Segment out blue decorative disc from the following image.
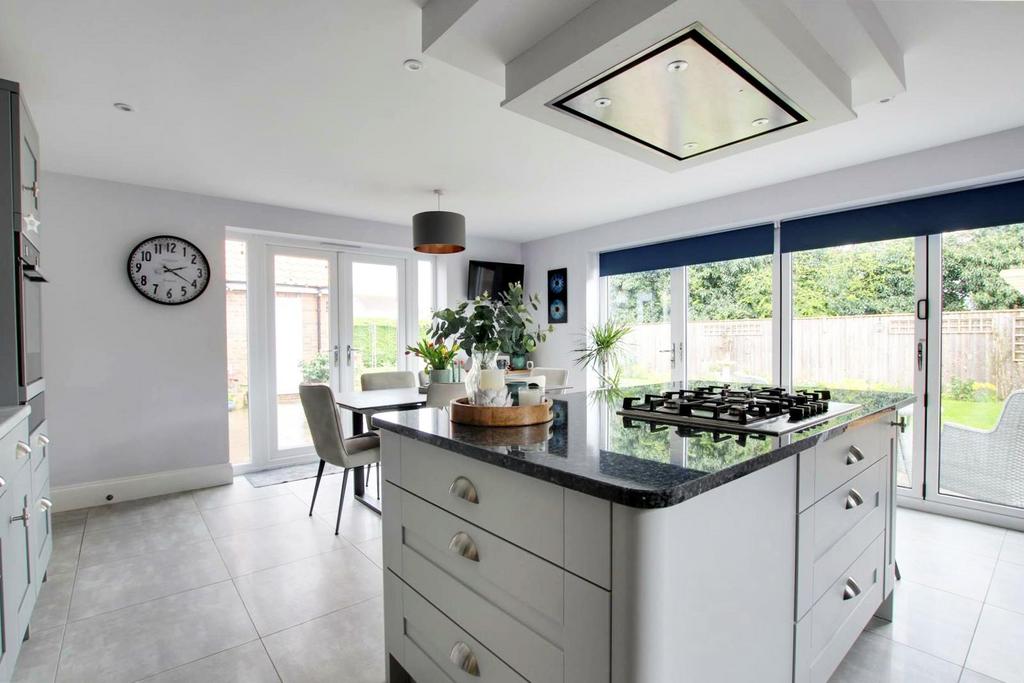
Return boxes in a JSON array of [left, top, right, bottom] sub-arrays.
[[549, 299, 566, 320]]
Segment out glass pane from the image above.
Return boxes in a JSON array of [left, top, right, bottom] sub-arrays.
[[792, 238, 916, 486], [352, 261, 400, 391], [938, 223, 1024, 508], [606, 269, 672, 386], [274, 254, 330, 450], [686, 255, 772, 384], [412, 260, 435, 375], [225, 240, 250, 465]]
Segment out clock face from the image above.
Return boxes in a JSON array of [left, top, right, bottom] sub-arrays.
[[127, 235, 210, 305]]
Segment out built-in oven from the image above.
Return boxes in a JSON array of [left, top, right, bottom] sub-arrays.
[[16, 233, 45, 430]]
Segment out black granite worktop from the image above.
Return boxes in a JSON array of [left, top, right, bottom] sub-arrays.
[[371, 383, 914, 508]]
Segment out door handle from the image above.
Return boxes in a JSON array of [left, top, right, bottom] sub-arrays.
[[890, 417, 907, 434], [15, 441, 31, 459], [843, 577, 862, 601], [846, 445, 865, 466], [10, 507, 30, 526], [332, 345, 341, 366], [917, 340, 924, 371], [346, 344, 353, 366], [39, 498, 53, 512], [845, 489, 864, 510]]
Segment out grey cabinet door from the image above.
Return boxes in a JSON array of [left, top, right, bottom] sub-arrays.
[[5, 462, 33, 639], [17, 97, 40, 230], [0, 488, 11, 682]]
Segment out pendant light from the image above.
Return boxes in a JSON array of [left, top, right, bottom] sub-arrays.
[[413, 189, 466, 254]]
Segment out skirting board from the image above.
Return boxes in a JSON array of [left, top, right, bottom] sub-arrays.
[[51, 462, 234, 511]]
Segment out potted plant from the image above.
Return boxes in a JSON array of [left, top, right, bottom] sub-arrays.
[[405, 337, 460, 384], [430, 284, 551, 405], [496, 283, 553, 370], [573, 320, 633, 389]]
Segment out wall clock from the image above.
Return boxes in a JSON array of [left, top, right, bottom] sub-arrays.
[[127, 235, 210, 305]]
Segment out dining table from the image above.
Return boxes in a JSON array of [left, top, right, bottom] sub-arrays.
[[334, 383, 572, 514]]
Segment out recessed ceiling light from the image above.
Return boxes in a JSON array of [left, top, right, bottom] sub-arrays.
[[403, 58, 423, 72], [683, 142, 699, 151], [113, 102, 134, 112], [751, 117, 770, 127], [594, 97, 612, 108], [666, 60, 688, 73]]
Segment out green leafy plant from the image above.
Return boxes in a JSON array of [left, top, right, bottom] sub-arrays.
[[946, 377, 977, 402], [405, 337, 460, 370], [299, 352, 330, 384], [573, 320, 633, 388], [430, 283, 551, 357]]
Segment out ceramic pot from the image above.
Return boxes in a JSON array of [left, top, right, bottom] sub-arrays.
[[510, 353, 527, 370], [429, 368, 453, 384]]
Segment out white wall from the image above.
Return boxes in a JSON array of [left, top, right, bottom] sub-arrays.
[[42, 172, 519, 500], [522, 124, 1024, 389]]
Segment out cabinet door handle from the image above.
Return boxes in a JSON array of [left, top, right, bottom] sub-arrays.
[[0, 476, 5, 488], [889, 417, 906, 434], [37, 434, 50, 447], [845, 489, 864, 510], [15, 441, 31, 459], [843, 578, 862, 601], [10, 507, 30, 526], [448, 531, 480, 562], [449, 641, 480, 676], [39, 498, 53, 511], [846, 445, 864, 465], [448, 476, 479, 504]]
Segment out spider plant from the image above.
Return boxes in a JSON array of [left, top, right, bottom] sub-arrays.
[[573, 320, 633, 388]]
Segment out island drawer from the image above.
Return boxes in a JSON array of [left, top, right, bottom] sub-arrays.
[[797, 457, 887, 616], [0, 416, 30, 479], [800, 416, 887, 510], [396, 437, 566, 566], [795, 533, 885, 683], [397, 487, 566, 630], [402, 583, 528, 683]]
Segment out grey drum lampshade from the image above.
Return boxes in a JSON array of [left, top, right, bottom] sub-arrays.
[[413, 210, 466, 254]]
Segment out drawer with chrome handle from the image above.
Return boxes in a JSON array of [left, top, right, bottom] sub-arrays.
[[402, 582, 528, 682], [810, 459, 884, 562], [15, 440, 31, 459], [800, 417, 887, 509], [399, 437, 565, 565]]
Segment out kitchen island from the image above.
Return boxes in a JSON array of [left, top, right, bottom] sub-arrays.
[[374, 385, 913, 683]]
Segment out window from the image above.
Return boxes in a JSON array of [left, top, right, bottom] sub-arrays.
[[225, 239, 251, 465], [606, 269, 672, 385]]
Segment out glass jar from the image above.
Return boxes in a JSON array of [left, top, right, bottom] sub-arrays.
[[465, 349, 509, 406]]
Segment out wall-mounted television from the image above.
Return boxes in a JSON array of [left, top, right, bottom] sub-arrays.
[[467, 260, 524, 300]]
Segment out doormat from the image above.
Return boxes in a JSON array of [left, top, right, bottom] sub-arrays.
[[245, 461, 346, 488]]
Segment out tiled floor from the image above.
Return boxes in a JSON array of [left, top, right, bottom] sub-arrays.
[[13, 477, 1024, 682]]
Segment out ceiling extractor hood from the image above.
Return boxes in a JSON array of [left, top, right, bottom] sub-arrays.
[[551, 24, 806, 161]]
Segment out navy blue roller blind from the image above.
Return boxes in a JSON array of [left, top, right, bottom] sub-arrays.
[[599, 224, 775, 277], [781, 178, 1024, 253]]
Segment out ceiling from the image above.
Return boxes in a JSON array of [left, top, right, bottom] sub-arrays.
[[1, 1, 1024, 242]]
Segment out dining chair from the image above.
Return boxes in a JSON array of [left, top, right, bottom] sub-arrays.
[[360, 371, 417, 391], [530, 367, 569, 388], [426, 381, 467, 408], [299, 384, 381, 535]]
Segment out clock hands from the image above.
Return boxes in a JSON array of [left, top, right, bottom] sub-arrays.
[[162, 265, 191, 284]]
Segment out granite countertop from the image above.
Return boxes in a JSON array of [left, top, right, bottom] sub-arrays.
[[371, 383, 914, 509], [0, 405, 30, 439]]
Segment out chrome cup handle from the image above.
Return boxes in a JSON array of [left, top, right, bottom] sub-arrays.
[[39, 498, 53, 512], [449, 641, 480, 676], [845, 489, 865, 510], [448, 531, 480, 562], [15, 441, 31, 459], [843, 577, 862, 601], [448, 476, 479, 504], [846, 445, 865, 465]]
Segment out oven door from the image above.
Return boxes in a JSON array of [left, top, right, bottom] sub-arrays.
[[18, 260, 45, 396]]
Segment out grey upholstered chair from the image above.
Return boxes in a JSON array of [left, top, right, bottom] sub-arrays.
[[299, 384, 381, 535], [426, 382, 467, 408], [530, 367, 569, 388], [941, 390, 1024, 508], [360, 370, 417, 391]]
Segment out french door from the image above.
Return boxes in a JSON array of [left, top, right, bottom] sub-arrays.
[[260, 245, 411, 467]]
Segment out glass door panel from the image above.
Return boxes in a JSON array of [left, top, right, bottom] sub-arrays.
[[934, 224, 1024, 510], [225, 239, 251, 465], [686, 255, 773, 384], [792, 237, 923, 489], [343, 256, 406, 391], [271, 250, 335, 454], [606, 269, 676, 386]]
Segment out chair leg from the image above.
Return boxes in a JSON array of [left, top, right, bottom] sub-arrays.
[[335, 469, 350, 536], [309, 459, 326, 517], [376, 462, 381, 500], [365, 464, 371, 487]]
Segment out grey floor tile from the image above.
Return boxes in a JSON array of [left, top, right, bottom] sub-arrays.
[[263, 596, 384, 683], [986, 561, 1024, 616], [355, 537, 383, 569], [139, 640, 280, 683], [233, 546, 382, 636], [201, 494, 309, 538], [213, 516, 349, 577], [69, 540, 229, 621], [78, 512, 211, 569], [31, 571, 75, 632], [897, 509, 1006, 560], [897, 541, 997, 602], [965, 605, 1024, 682], [11, 625, 64, 683], [958, 669, 1005, 683], [829, 630, 961, 682], [865, 580, 983, 665], [192, 477, 292, 510], [85, 492, 199, 533], [307, 483, 382, 545], [1000, 530, 1024, 566], [48, 528, 83, 576], [56, 581, 256, 683]]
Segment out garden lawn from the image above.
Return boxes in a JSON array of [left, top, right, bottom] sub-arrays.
[[941, 399, 1003, 431]]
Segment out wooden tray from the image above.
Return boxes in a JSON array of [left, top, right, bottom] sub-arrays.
[[449, 397, 553, 427]]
